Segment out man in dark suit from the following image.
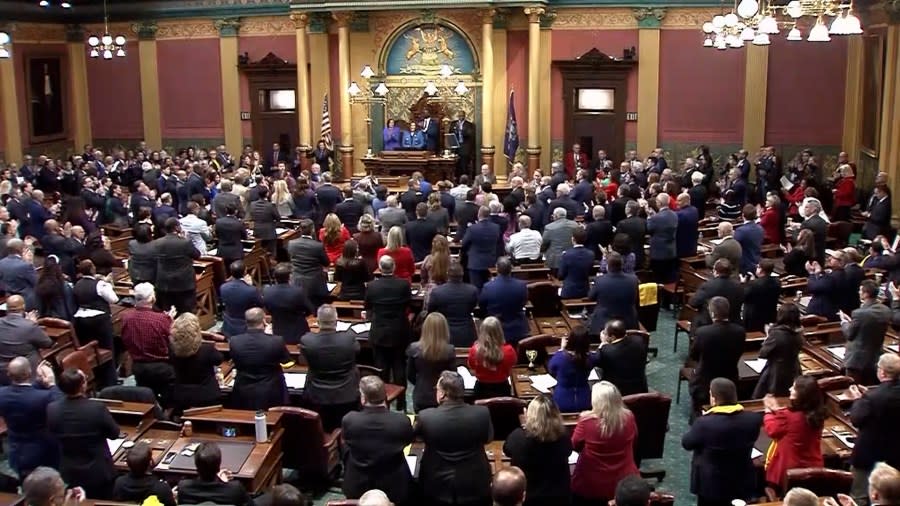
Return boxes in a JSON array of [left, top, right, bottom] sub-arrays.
[[400, 179, 424, 221], [250, 186, 280, 256], [300, 304, 360, 430], [523, 193, 546, 234], [609, 186, 632, 226], [734, 205, 765, 275], [454, 190, 480, 243], [176, 442, 253, 506], [341, 376, 415, 503], [25, 190, 51, 241], [589, 252, 639, 333], [682, 378, 763, 506], [593, 320, 648, 396], [461, 206, 501, 290], [428, 261, 480, 347], [548, 183, 583, 221], [742, 259, 781, 332], [806, 250, 847, 322], [287, 219, 330, 307], [845, 353, 900, 504], [647, 194, 679, 284], [315, 173, 342, 224], [800, 199, 828, 264], [423, 111, 441, 155], [41, 220, 84, 279], [47, 368, 120, 499], [152, 193, 179, 233], [688, 170, 708, 215], [0, 295, 51, 385], [689, 297, 746, 413], [690, 259, 745, 330], [675, 194, 699, 259], [558, 228, 595, 299], [336, 187, 364, 234], [863, 184, 892, 240], [262, 263, 315, 345], [151, 218, 200, 314], [451, 111, 476, 178], [617, 201, 648, 268], [213, 204, 246, 268], [480, 257, 529, 344], [571, 170, 594, 208], [229, 308, 290, 410], [266, 142, 287, 174], [0, 239, 37, 310], [584, 205, 614, 258], [842, 280, 892, 385], [365, 256, 412, 410], [211, 180, 243, 219], [548, 162, 568, 193], [405, 203, 438, 262], [416, 371, 493, 506], [219, 261, 262, 338], [0, 358, 63, 478]]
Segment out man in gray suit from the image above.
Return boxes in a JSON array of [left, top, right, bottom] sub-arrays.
[[0, 239, 37, 310], [706, 221, 742, 274], [0, 295, 52, 386], [287, 219, 329, 307], [541, 207, 580, 273], [377, 195, 407, 239], [212, 180, 244, 219], [842, 279, 892, 385]]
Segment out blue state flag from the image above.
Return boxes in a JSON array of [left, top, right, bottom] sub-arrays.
[[503, 90, 519, 160]]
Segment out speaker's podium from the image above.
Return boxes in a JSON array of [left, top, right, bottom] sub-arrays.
[[361, 149, 457, 183]]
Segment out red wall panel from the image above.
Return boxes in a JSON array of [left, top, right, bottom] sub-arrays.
[[765, 36, 847, 146], [86, 41, 143, 141], [658, 30, 745, 144], [507, 30, 529, 141], [238, 35, 296, 140], [14, 43, 73, 150], [550, 30, 639, 144], [156, 38, 223, 139]]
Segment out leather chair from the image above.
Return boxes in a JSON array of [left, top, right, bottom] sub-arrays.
[[42, 316, 115, 369], [818, 375, 855, 392], [608, 492, 675, 506], [61, 342, 98, 393], [270, 406, 342, 493], [98, 385, 165, 420], [625, 329, 653, 358], [782, 467, 853, 499], [828, 221, 854, 248], [474, 397, 527, 440], [672, 303, 696, 353], [516, 334, 560, 367], [527, 281, 561, 318], [801, 314, 828, 328], [624, 391, 672, 482], [201, 330, 227, 343]]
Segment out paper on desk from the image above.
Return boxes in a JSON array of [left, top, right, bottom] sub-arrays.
[[406, 455, 418, 474], [744, 358, 768, 374], [275, 228, 289, 235], [207, 248, 218, 256], [0, 302, 6, 311], [326, 283, 337, 292], [568, 451, 579, 465], [529, 374, 558, 394], [336, 321, 352, 332], [351, 322, 371, 334], [831, 428, 856, 449], [107, 438, 126, 455], [751, 448, 763, 460], [799, 296, 811, 308], [284, 373, 307, 390], [827, 346, 847, 360], [411, 289, 419, 296], [457, 366, 477, 389], [588, 368, 600, 381], [888, 344, 899, 353], [709, 238, 725, 245]]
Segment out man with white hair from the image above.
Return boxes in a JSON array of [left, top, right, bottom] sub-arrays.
[[548, 183, 582, 220], [549, 161, 567, 192], [585, 205, 614, 257], [541, 207, 579, 272], [378, 195, 408, 235], [474, 163, 496, 188], [800, 198, 828, 264], [365, 256, 413, 411], [706, 221, 742, 272], [120, 283, 175, 404], [507, 215, 542, 263], [688, 168, 708, 213], [359, 489, 394, 506]]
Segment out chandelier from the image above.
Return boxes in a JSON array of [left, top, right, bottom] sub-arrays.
[[347, 64, 389, 158], [423, 64, 469, 104], [702, 0, 862, 48], [39, 0, 72, 7], [0, 32, 9, 59], [87, 0, 126, 59]]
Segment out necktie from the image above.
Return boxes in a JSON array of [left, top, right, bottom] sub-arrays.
[[457, 121, 463, 143]]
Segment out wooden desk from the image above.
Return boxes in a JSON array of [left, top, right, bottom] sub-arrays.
[[738, 350, 837, 399], [407, 440, 509, 478], [361, 151, 457, 183], [111, 261, 219, 330]]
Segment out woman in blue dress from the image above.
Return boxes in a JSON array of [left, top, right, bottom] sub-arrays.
[[382, 118, 401, 151], [547, 325, 593, 412]]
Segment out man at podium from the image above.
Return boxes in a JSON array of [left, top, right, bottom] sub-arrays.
[[401, 122, 426, 150]]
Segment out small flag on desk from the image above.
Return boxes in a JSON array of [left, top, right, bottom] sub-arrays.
[[503, 90, 519, 160], [320, 93, 334, 151]]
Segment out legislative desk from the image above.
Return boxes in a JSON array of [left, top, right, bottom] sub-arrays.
[[734, 350, 837, 399], [360, 151, 457, 183]]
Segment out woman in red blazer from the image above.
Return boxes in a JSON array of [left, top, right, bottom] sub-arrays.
[[467, 317, 517, 400], [319, 213, 351, 264], [762, 375, 825, 491], [782, 180, 806, 218], [571, 381, 639, 505], [759, 195, 783, 244], [376, 226, 415, 282], [832, 165, 856, 222]]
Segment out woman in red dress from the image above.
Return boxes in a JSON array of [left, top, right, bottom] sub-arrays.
[[571, 381, 639, 505], [762, 375, 825, 491], [318, 213, 350, 265], [375, 225, 415, 282], [759, 194, 783, 244], [832, 164, 856, 222]]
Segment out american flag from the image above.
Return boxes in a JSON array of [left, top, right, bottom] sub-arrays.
[[320, 93, 334, 151]]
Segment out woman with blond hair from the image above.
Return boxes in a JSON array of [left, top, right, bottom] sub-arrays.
[[270, 179, 295, 218], [504, 395, 573, 506], [169, 312, 224, 413], [570, 381, 639, 505], [420, 234, 450, 304], [353, 214, 384, 274], [467, 316, 517, 400], [318, 212, 351, 264], [406, 312, 456, 412], [376, 225, 415, 282], [425, 191, 450, 235]]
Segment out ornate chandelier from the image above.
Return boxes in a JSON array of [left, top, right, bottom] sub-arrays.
[[702, 0, 862, 48], [87, 0, 126, 59], [423, 64, 469, 103]]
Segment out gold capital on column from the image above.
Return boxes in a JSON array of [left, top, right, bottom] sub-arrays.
[[524, 6, 545, 23], [290, 12, 309, 29], [292, 11, 312, 156], [332, 12, 354, 29]]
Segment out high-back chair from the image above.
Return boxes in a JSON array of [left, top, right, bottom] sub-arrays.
[[269, 406, 342, 493], [624, 391, 672, 482], [474, 397, 528, 440]]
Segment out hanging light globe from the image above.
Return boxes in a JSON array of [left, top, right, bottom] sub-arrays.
[[741, 26, 756, 40], [808, 17, 831, 41], [725, 13, 739, 27], [758, 15, 779, 34], [786, 25, 803, 40], [736, 0, 760, 18]]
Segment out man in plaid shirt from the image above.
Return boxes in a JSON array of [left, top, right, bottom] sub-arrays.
[[121, 283, 175, 406]]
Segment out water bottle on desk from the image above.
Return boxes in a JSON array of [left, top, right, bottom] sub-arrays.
[[254, 410, 267, 443]]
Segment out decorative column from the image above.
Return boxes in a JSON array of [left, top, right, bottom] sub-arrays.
[[215, 18, 242, 155], [491, 12, 509, 176], [135, 21, 162, 149], [742, 43, 769, 153], [842, 36, 863, 160], [291, 12, 313, 171], [632, 8, 664, 157], [65, 24, 92, 149], [879, 24, 900, 214], [0, 25, 22, 161], [523, 6, 544, 173], [333, 12, 356, 178], [307, 13, 331, 156], [539, 10, 555, 170], [481, 9, 496, 176]]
